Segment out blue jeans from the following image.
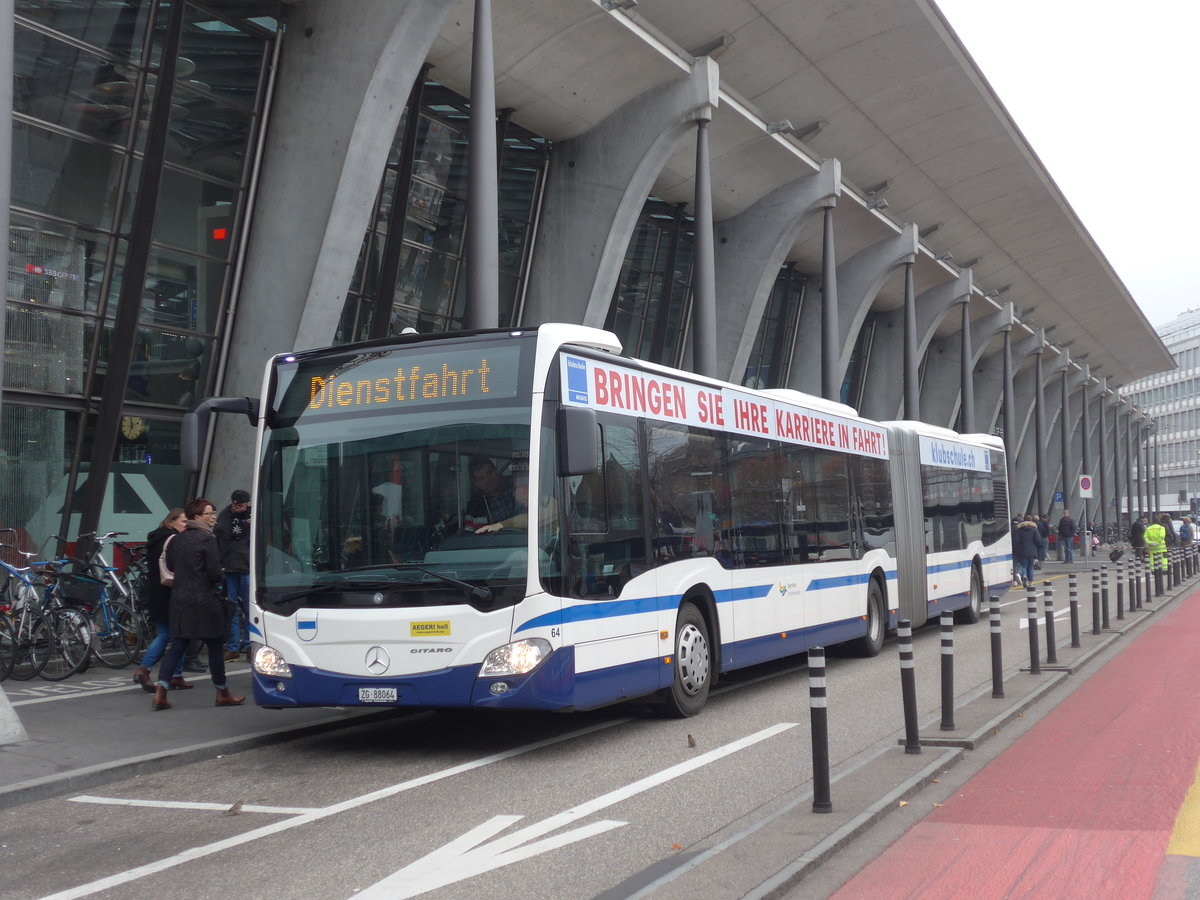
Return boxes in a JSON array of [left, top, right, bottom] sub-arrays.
[[1063, 542, 1074, 563], [139, 619, 183, 677], [224, 573, 250, 651], [1016, 557, 1035, 583]]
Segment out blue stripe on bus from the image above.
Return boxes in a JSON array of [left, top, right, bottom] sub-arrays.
[[297, 621, 317, 631]]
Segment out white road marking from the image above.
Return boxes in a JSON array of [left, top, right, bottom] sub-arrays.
[[69, 795, 317, 815], [355, 722, 799, 899], [8, 668, 253, 706], [34, 716, 630, 900]]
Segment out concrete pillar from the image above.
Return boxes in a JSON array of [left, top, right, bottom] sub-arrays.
[[713, 160, 840, 382], [966, 305, 1018, 434], [209, 0, 452, 500], [466, 0, 499, 330], [788, 224, 919, 396], [959, 298, 975, 433], [691, 115, 717, 377], [859, 271, 971, 422], [523, 58, 720, 328], [903, 262, 918, 419]]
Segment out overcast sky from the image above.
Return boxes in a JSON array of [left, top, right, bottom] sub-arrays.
[[933, 0, 1200, 330]]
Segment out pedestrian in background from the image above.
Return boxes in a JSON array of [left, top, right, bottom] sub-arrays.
[[132, 509, 190, 692], [151, 498, 245, 711], [1131, 515, 1147, 560], [1058, 509, 1077, 564], [1013, 515, 1045, 589], [1180, 516, 1194, 546], [216, 488, 252, 662], [1146, 515, 1168, 573], [1035, 514, 1051, 568]]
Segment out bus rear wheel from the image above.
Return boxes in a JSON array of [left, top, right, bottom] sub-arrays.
[[660, 603, 711, 718], [851, 578, 885, 657], [956, 565, 983, 624]]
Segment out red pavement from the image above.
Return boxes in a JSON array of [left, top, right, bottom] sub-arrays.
[[833, 588, 1200, 900]]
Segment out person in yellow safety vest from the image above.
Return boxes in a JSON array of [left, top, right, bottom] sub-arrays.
[[1145, 516, 1168, 572]]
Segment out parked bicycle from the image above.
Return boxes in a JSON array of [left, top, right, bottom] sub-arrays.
[[0, 534, 91, 681], [50, 531, 143, 669]]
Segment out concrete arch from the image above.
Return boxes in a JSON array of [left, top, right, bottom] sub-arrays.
[[714, 159, 841, 383], [859, 270, 972, 421], [926, 304, 1012, 430], [787, 224, 919, 395], [523, 59, 720, 329]]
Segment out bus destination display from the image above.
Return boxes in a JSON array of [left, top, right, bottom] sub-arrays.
[[281, 345, 523, 421]]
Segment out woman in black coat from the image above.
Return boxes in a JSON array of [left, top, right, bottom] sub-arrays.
[[1012, 514, 1045, 589], [151, 498, 245, 711], [132, 509, 187, 692]]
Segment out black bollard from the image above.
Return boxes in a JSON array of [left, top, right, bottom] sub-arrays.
[[1115, 560, 1125, 620], [1145, 556, 1154, 603], [1091, 569, 1101, 635], [1042, 582, 1057, 665], [808, 646, 832, 813], [898, 620, 921, 755], [1101, 565, 1110, 630], [1133, 557, 1142, 609], [1155, 558, 1165, 597], [990, 596, 1005, 698], [1068, 572, 1081, 648], [940, 611, 955, 731], [1026, 587, 1041, 675]]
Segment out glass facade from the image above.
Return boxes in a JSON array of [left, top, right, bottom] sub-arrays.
[[742, 265, 805, 389], [605, 198, 694, 367], [337, 81, 550, 342], [3, 1, 279, 548]]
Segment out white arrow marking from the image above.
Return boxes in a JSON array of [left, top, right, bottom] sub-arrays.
[[356, 722, 799, 899]]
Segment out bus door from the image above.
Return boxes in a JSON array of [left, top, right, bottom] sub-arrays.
[[886, 427, 929, 627]]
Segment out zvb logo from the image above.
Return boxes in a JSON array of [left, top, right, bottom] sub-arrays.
[[778, 583, 788, 595], [565, 355, 590, 404], [365, 646, 390, 675]]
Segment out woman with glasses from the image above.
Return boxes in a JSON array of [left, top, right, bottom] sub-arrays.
[[150, 498, 245, 711]]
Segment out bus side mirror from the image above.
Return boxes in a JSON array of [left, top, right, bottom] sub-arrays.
[[558, 407, 599, 477], [181, 396, 260, 474]]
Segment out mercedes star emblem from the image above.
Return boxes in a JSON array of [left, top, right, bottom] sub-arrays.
[[365, 645, 390, 675]]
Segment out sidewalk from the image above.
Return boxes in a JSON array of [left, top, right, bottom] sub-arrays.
[[830, 562, 1200, 898]]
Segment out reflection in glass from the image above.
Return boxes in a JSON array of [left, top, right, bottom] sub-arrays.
[[11, 121, 127, 232], [3, 305, 89, 396], [0, 405, 77, 548]]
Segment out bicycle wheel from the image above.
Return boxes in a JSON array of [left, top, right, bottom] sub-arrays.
[[0, 614, 14, 681], [88, 599, 141, 668], [10, 608, 49, 681], [34, 607, 91, 681]]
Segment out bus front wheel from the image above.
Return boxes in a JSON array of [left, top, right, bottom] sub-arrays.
[[660, 603, 712, 718]]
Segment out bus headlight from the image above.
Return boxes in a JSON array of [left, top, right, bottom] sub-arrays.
[[480, 638, 552, 677], [253, 645, 292, 678]]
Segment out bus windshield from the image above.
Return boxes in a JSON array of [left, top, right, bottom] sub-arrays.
[[257, 338, 535, 607]]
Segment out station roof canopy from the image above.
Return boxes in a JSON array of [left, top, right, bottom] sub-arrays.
[[427, 0, 1172, 386]]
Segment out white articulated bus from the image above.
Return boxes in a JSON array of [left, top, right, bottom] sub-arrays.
[[188, 324, 1010, 716]]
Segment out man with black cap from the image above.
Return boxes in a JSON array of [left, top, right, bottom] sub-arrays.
[[216, 489, 252, 661]]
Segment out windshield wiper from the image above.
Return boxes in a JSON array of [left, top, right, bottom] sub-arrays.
[[339, 563, 493, 603]]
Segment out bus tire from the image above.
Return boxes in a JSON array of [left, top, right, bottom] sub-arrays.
[[851, 577, 885, 657], [955, 563, 983, 624], [660, 603, 712, 718]]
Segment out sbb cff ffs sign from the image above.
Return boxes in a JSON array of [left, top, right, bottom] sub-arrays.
[[1078, 474, 1094, 498]]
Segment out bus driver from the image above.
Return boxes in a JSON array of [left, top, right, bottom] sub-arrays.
[[463, 457, 519, 532]]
